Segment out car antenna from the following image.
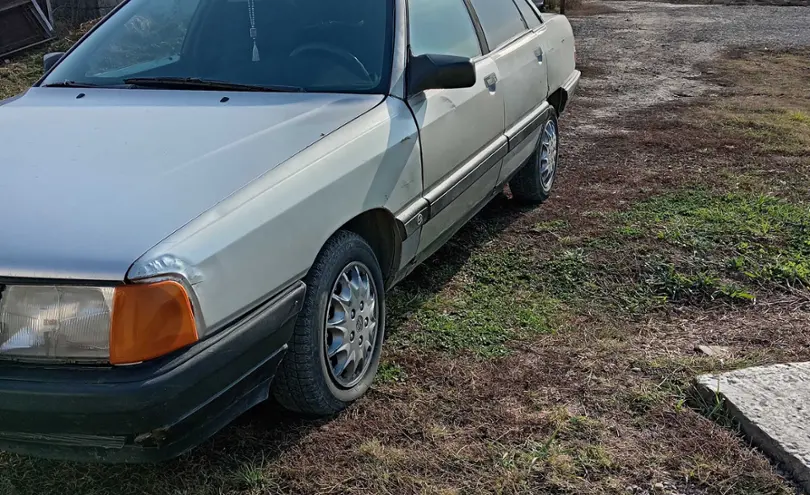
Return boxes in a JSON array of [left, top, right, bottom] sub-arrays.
[[247, 0, 260, 61]]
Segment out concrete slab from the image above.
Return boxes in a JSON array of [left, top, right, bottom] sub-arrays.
[[696, 363, 810, 493]]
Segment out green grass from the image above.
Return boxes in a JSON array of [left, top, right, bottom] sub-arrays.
[[455, 190, 810, 320], [690, 383, 738, 431], [618, 191, 810, 298], [626, 383, 673, 415], [233, 461, 271, 490], [392, 189, 810, 334], [375, 361, 407, 383], [389, 249, 560, 358], [642, 259, 755, 304], [788, 110, 810, 124]]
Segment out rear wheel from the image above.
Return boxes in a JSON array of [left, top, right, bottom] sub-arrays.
[[509, 109, 559, 204], [272, 230, 385, 415]]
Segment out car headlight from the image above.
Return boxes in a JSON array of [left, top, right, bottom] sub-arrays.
[[0, 281, 198, 365]]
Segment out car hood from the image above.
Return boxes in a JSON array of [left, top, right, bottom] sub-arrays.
[[0, 88, 383, 281]]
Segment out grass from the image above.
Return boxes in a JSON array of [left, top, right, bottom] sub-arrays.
[[699, 50, 810, 158], [233, 460, 273, 490], [388, 249, 560, 357], [1, 34, 809, 495], [375, 361, 407, 383], [617, 191, 810, 301], [0, 54, 45, 100], [714, 106, 810, 155], [493, 409, 615, 492]]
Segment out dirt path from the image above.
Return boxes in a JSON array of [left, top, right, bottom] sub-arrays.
[[570, 1, 810, 119]]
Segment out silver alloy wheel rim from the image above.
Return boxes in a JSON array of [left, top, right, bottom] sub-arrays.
[[324, 262, 379, 388], [538, 119, 558, 191]]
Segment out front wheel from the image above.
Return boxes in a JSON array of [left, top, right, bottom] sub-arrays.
[[272, 230, 385, 415], [509, 108, 559, 204]]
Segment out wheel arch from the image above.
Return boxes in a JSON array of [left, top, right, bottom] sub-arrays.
[[548, 88, 568, 116], [338, 208, 404, 287]]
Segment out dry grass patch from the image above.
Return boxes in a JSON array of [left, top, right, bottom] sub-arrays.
[[0, 20, 96, 100], [698, 50, 810, 157]]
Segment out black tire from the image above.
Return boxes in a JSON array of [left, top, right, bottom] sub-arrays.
[[509, 108, 559, 204], [272, 230, 386, 416]]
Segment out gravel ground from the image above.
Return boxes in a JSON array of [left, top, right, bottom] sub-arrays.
[[569, 1, 810, 125]]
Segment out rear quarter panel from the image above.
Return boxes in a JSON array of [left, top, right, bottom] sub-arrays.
[[540, 14, 576, 94]]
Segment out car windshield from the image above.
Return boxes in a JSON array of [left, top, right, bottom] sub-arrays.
[[41, 0, 394, 94]]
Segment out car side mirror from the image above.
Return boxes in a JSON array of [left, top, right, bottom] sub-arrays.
[[43, 52, 65, 72], [407, 54, 476, 96]]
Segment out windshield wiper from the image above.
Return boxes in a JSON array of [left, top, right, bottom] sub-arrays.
[[122, 77, 307, 93], [41, 80, 109, 88]]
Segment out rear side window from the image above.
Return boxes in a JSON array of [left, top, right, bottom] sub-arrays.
[[409, 0, 482, 59], [468, 0, 527, 50], [513, 0, 543, 29]]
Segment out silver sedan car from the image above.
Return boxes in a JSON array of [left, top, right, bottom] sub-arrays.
[[0, 0, 579, 462]]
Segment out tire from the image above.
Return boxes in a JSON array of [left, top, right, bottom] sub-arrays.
[[272, 230, 386, 416], [509, 108, 559, 204]]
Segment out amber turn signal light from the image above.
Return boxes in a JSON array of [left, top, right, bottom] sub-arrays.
[[110, 281, 198, 365]]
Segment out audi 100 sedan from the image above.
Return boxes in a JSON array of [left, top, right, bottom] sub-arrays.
[[0, 0, 579, 462]]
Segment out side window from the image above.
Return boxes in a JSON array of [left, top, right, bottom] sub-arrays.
[[408, 0, 482, 59], [513, 0, 543, 29], [468, 0, 527, 50]]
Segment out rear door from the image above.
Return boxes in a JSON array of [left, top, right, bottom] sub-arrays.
[[468, 0, 550, 184], [407, 0, 506, 257]]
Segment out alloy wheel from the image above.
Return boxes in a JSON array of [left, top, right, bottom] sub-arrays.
[[538, 119, 558, 191], [324, 262, 379, 388]]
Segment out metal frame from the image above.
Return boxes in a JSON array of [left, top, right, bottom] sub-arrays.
[[0, 0, 55, 58]]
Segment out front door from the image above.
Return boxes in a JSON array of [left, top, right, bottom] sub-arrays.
[[407, 0, 506, 256]]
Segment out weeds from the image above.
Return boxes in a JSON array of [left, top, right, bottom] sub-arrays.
[[643, 259, 755, 305], [233, 462, 267, 490], [618, 191, 810, 302], [496, 414, 613, 492], [690, 381, 738, 430], [375, 361, 407, 383]]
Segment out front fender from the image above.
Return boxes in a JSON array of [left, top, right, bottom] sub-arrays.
[[129, 98, 422, 334]]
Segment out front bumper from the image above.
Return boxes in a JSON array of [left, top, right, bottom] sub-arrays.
[[0, 282, 305, 463]]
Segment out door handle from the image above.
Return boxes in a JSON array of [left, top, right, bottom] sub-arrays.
[[534, 47, 544, 62], [484, 73, 498, 88]]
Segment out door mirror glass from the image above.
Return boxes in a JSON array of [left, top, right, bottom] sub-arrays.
[[407, 53, 476, 96], [43, 52, 65, 72]]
